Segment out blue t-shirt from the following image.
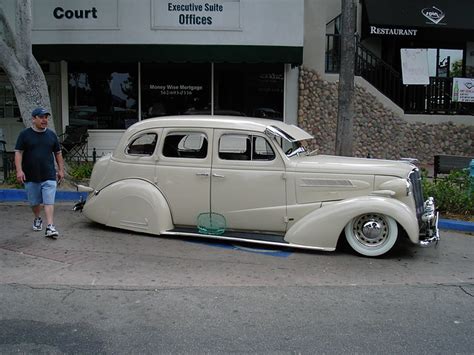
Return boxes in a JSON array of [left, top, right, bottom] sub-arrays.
[[15, 128, 61, 182]]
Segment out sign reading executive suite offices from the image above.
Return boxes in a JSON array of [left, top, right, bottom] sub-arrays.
[[31, 0, 239, 31], [152, 0, 241, 30]]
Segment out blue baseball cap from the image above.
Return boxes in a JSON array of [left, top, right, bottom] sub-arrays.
[[31, 107, 51, 117]]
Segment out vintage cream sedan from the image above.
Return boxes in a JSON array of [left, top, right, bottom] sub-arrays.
[[77, 116, 439, 257]]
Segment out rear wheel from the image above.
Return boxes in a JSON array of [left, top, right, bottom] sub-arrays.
[[344, 213, 398, 257]]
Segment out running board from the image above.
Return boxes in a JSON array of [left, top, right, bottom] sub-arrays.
[[161, 227, 334, 252]]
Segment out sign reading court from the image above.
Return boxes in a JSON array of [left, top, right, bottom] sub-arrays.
[[32, 0, 119, 30], [152, 0, 241, 30]]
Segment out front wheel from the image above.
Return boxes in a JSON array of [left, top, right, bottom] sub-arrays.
[[344, 213, 398, 257]]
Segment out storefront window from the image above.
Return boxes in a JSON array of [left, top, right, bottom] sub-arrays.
[[68, 62, 285, 129], [214, 64, 284, 120], [428, 49, 464, 77], [68, 63, 138, 129], [141, 63, 284, 120], [141, 63, 211, 118]]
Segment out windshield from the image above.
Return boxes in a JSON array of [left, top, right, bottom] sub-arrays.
[[264, 125, 314, 158], [266, 132, 306, 157], [281, 139, 306, 157]]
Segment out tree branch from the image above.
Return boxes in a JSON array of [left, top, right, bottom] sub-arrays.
[[0, 38, 23, 81], [16, 0, 33, 65], [0, 4, 16, 49]]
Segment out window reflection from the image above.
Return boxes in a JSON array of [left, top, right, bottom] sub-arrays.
[[68, 62, 285, 129], [68, 64, 138, 129], [214, 64, 284, 120], [427, 48, 464, 77], [141, 63, 211, 118]]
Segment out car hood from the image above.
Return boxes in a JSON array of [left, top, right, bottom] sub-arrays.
[[289, 154, 415, 177]]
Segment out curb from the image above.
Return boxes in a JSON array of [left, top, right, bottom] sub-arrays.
[[0, 189, 87, 202], [0, 189, 472, 232], [438, 219, 474, 233]]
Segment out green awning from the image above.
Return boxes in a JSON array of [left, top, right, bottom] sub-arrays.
[[33, 44, 303, 65]]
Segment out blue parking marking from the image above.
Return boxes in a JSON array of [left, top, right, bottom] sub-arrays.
[[0, 189, 87, 202], [186, 240, 291, 257]]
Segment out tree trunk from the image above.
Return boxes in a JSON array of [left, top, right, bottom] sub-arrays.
[[335, 0, 356, 156], [0, 0, 54, 131]]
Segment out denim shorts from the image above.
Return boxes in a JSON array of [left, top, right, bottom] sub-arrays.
[[25, 180, 57, 206]]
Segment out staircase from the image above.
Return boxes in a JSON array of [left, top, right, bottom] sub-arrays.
[[325, 34, 468, 114]]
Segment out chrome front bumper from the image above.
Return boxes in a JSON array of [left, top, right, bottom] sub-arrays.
[[419, 197, 440, 247]]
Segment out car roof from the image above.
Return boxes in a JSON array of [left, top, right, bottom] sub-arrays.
[[126, 115, 313, 141]]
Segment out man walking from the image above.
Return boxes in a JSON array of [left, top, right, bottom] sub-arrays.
[[15, 107, 64, 239]]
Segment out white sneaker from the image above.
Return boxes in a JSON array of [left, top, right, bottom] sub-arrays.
[[33, 217, 43, 231], [45, 224, 59, 239]]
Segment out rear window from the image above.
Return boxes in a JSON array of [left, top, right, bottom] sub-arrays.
[[126, 133, 158, 156]]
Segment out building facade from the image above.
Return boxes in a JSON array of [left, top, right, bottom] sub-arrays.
[[300, 0, 474, 163], [1, 0, 303, 154], [1, 0, 473, 163]]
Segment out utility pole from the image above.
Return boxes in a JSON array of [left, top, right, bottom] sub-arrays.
[[335, 0, 356, 156]]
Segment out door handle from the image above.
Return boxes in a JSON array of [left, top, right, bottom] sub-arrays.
[[212, 173, 225, 178], [196, 172, 210, 177]]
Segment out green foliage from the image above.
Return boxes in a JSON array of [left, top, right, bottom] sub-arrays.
[[68, 161, 94, 180], [451, 59, 463, 78], [5, 173, 23, 189], [422, 169, 474, 215]]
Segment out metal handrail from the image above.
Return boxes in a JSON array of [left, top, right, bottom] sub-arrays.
[[325, 34, 469, 114], [354, 40, 404, 107]]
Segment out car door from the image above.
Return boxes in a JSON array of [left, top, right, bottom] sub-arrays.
[[211, 129, 287, 233], [155, 128, 212, 227]]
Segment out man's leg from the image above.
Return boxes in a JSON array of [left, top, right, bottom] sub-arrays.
[[32, 204, 41, 218], [25, 182, 43, 231], [42, 180, 59, 238], [43, 204, 55, 226]]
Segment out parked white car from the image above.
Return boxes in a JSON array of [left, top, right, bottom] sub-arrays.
[[77, 116, 439, 257]]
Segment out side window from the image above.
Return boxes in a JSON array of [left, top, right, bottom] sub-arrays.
[[162, 132, 208, 159], [126, 133, 158, 156], [219, 134, 275, 161], [219, 134, 251, 160], [252, 136, 275, 161]]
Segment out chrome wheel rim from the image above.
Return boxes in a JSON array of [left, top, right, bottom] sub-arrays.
[[351, 214, 390, 248]]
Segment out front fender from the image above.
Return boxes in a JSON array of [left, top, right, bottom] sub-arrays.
[[83, 179, 173, 234], [285, 196, 419, 249]]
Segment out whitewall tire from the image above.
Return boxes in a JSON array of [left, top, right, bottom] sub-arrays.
[[344, 213, 398, 257]]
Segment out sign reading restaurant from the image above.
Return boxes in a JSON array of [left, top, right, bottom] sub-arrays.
[[152, 0, 240, 30], [370, 26, 418, 36], [364, 4, 451, 38]]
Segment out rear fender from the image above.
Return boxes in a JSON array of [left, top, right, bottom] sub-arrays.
[[83, 179, 173, 234], [285, 196, 419, 249]]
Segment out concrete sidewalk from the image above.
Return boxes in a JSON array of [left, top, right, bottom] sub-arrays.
[[1, 202, 473, 290]]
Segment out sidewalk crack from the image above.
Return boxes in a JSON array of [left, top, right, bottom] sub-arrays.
[[459, 285, 474, 297]]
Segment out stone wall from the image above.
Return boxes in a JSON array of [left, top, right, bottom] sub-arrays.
[[298, 67, 474, 165]]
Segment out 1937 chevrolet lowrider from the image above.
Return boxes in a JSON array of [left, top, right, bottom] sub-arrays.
[[77, 116, 439, 257]]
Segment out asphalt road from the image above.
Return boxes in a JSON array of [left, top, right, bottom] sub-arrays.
[[0, 203, 473, 354]]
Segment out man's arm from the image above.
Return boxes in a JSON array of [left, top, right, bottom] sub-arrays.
[[14, 150, 25, 184], [55, 151, 65, 182]]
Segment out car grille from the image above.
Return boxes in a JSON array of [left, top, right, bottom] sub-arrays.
[[409, 168, 425, 222]]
